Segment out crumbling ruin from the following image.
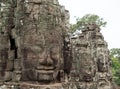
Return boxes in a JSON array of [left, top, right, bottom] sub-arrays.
[[71, 23, 115, 89], [0, 0, 116, 89]]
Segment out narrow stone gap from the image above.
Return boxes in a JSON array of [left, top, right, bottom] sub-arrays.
[[9, 35, 18, 59]]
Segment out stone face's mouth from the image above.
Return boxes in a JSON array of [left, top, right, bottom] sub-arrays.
[[83, 75, 93, 82], [35, 66, 55, 81], [36, 66, 54, 70], [35, 69, 54, 82], [36, 70, 54, 74], [98, 79, 109, 87]]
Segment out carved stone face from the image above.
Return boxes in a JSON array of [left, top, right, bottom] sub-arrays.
[[21, 30, 63, 82], [22, 45, 61, 81], [82, 64, 95, 82], [97, 54, 108, 72], [80, 53, 96, 82], [97, 73, 111, 89], [20, 1, 65, 82], [98, 80, 111, 89]]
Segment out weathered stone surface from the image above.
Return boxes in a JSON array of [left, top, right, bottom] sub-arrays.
[[0, 0, 16, 82], [0, 0, 116, 89], [11, 0, 69, 83], [71, 23, 116, 89]]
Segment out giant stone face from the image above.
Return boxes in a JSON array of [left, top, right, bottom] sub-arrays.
[[21, 27, 63, 82], [18, 1, 65, 82]]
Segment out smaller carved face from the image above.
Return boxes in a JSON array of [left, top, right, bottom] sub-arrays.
[[82, 64, 95, 82], [97, 73, 111, 89], [80, 53, 96, 82], [97, 54, 108, 72], [98, 80, 111, 89]]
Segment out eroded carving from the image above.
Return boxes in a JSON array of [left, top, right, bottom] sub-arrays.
[[0, 0, 115, 89]]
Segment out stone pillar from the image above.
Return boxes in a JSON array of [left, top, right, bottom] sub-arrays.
[[71, 23, 115, 89], [0, 0, 16, 82]]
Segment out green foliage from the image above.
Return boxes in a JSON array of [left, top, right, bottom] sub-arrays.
[[110, 48, 120, 85], [70, 14, 107, 33], [110, 48, 120, 58]]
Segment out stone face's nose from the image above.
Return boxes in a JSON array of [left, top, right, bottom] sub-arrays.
[[45, 54, 53, 66], [86, 71, 91, 75], [103, 64, 106, 68], [102, 63, 108, 70], [39, 51, 53, 66]]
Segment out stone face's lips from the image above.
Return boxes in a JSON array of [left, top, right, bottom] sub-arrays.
[[36, 66, 54, 70], [83, 75, 93, 82], [35, 66, 54, 74], [36, 70, 54, 74], [98, 79, 109, 87]]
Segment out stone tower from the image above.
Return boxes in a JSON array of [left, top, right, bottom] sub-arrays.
[[0, 0, 115, 89], [71, 23, 115, 89], [15, 0, 68, 83]]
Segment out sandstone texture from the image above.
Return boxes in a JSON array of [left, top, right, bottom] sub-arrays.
[[0, 0, 116, 89]]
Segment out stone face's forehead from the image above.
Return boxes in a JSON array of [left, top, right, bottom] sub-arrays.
[[43, 30, 63, 45], [19, 0, 64, 47], [22, 29, 63, 47], [22, 44, 60, 51]]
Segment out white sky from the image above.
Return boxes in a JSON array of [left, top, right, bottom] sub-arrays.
[[59, 0, 120, 49]]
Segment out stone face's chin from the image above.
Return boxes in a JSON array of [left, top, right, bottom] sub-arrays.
[[35, 66, 56, 82], [22, 69, 55, 82], [36, 70, 54, 82]]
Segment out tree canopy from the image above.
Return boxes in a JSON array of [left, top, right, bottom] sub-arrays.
[[110, 48, 120, 85], [70, 14, 107, 33]]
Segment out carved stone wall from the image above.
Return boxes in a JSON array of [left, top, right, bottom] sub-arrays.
[[0, 0, 17, 82], [0, 0, 115, 89], [0, 0, 72, 88], [71, 23, 115, 89]]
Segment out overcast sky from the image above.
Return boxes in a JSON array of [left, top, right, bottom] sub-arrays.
[[59, 0, 120, 49]]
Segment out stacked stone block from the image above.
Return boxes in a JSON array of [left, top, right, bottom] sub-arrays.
[[0, 0, 115, 89], [71, 23, 114, 89]]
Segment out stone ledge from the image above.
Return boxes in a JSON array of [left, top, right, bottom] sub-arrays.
[[0, 82, 64, 89]]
